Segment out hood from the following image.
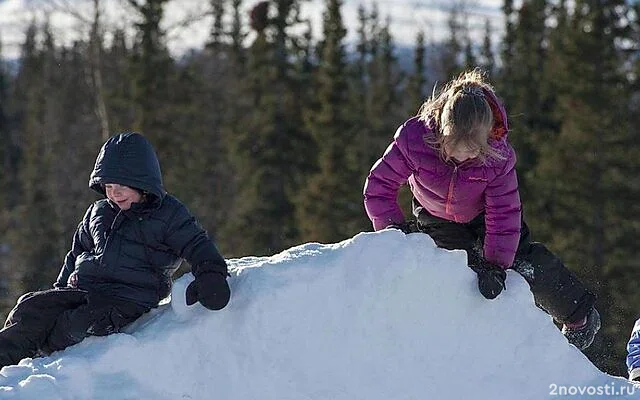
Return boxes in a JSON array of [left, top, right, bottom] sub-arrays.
[[481, 88, 509, 141], [89, 132, 166, 201]]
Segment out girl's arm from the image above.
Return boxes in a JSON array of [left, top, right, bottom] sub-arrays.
[[483, 146, 522, 268], [364, 124, 416, 230]]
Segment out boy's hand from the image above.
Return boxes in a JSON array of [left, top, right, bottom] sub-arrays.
[[186, 272, 230, 310], [470, 262, 506, 300]]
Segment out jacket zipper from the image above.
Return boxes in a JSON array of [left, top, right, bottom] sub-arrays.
[[101, 209, 124, 267], [445, 165, 458, 220]]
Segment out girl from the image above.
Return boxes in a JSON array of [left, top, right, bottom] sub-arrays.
[[363, 69, 600, 350], [0, 132, 230, 368]]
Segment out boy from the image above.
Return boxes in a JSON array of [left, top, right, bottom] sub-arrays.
[[0, 132, 230, 368]]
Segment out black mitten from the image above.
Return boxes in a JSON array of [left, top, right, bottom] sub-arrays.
[[387, 220, 419, 234], [471, 262, 506, 300], [186, 272, 230, 310]]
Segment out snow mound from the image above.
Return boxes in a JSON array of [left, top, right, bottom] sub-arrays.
[[0, 230, 636, 399]]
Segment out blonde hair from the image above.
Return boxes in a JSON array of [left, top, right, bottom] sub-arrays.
[[418, 69, 505, 164]]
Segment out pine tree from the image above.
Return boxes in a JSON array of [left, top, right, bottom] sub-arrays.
[[9, 22, 65, 291], [207, 0, 226, 49], [440, 3, 464, 80], [531, 0, 637, 375], [295, 0, 362, 242], [461, 12, 476, 69], [0, 37, 8, 211], [479, 19, 495, 76], [344, 5, 373, 203], [164, 3, 239, 257], [0, 36, 13, 310], [223, 0, 314, 256], [127, 0, 173, 146], [499, 0, 517, 105], [369, 18, 403, 147], [406, 31, 427, 114], [497, 0, 552, 197], [103, 29, 137, 132], [229, 0, 247, 68]]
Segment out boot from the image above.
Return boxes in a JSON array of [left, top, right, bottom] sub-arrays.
[[562, 307, 601, 350]]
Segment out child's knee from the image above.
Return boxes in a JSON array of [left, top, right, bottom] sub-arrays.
[[526, 243, 560, 268]]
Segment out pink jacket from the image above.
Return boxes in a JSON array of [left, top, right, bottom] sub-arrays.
[[363, 93, 521, 268]]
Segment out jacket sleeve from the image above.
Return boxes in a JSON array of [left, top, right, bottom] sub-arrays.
[[627, 319, 640, 380], [363, 123, 416, 231], [164, 202, 228, 277], [54, 205, 95, 288], [483, 145, 522, 268]]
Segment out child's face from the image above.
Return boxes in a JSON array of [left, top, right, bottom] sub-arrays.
[[105, 184, 143, 210], [443, 141, 480, 162]]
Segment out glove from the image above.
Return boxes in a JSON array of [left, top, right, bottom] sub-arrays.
[[470, 261, 506, 300], [387, 220, 419, 234], [186, 272, 231, 310]]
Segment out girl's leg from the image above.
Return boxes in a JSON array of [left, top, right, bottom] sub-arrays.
[[459, 211, 597, 325], [413, 199, 481, 255], [513, 221, 596, 325]]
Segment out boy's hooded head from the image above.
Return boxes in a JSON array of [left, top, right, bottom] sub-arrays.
[[89, 132, 166, 202]]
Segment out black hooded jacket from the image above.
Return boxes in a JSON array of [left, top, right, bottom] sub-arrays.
[[54, 133, 228, 308]]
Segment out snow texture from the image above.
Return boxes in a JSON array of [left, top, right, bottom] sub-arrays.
[[0, 230, 637, 399]]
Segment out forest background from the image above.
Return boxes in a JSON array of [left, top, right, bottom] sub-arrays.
[[0, 0, 639, 377]]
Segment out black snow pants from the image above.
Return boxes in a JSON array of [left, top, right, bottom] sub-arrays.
[[413, 200, 596, 325], [0, 288, 149, 368]]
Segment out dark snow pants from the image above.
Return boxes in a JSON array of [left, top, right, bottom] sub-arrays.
[[413, 201, 596, 325], [0, 288, 149, 368]]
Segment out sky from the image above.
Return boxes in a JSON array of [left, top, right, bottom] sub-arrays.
[[0, 0, 505, 60], [0, 229, 637, 400]]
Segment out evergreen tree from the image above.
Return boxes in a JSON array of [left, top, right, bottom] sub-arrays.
[[368, 18, 403, 147], [229, 0, 247, 68], [0, 37, 12, 310], [344, 5, 373, 204], [224, 0, 313, 256], [8, 22, 64, 291], [0, 38, 8, 211], [406, 31, 427, 114], [531, 0, 636, 375], [207, 0, 226, 49], [509, 0, 552, 196], [499, 0, 517, 104], [479, 19, 495, 76], [296, 0, 361, 242], [440, 3, 464, 80], [461, 13, 476, 69], [165, 5, 238, 257], [87, 0, 110, 141], [352, 5, 370, 104], [127, 0, 173, 146], [103, 29, 137, 132]]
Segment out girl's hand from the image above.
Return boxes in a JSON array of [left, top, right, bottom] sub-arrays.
[[470, 262, 506, 300]]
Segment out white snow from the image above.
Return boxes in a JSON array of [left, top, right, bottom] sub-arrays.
[[0, 230, 637, 399]]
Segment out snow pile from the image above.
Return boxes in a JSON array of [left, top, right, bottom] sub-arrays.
[[0, 230, 636, 399]]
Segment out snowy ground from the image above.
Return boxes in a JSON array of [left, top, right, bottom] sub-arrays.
[[0, 230, 637, 399]]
